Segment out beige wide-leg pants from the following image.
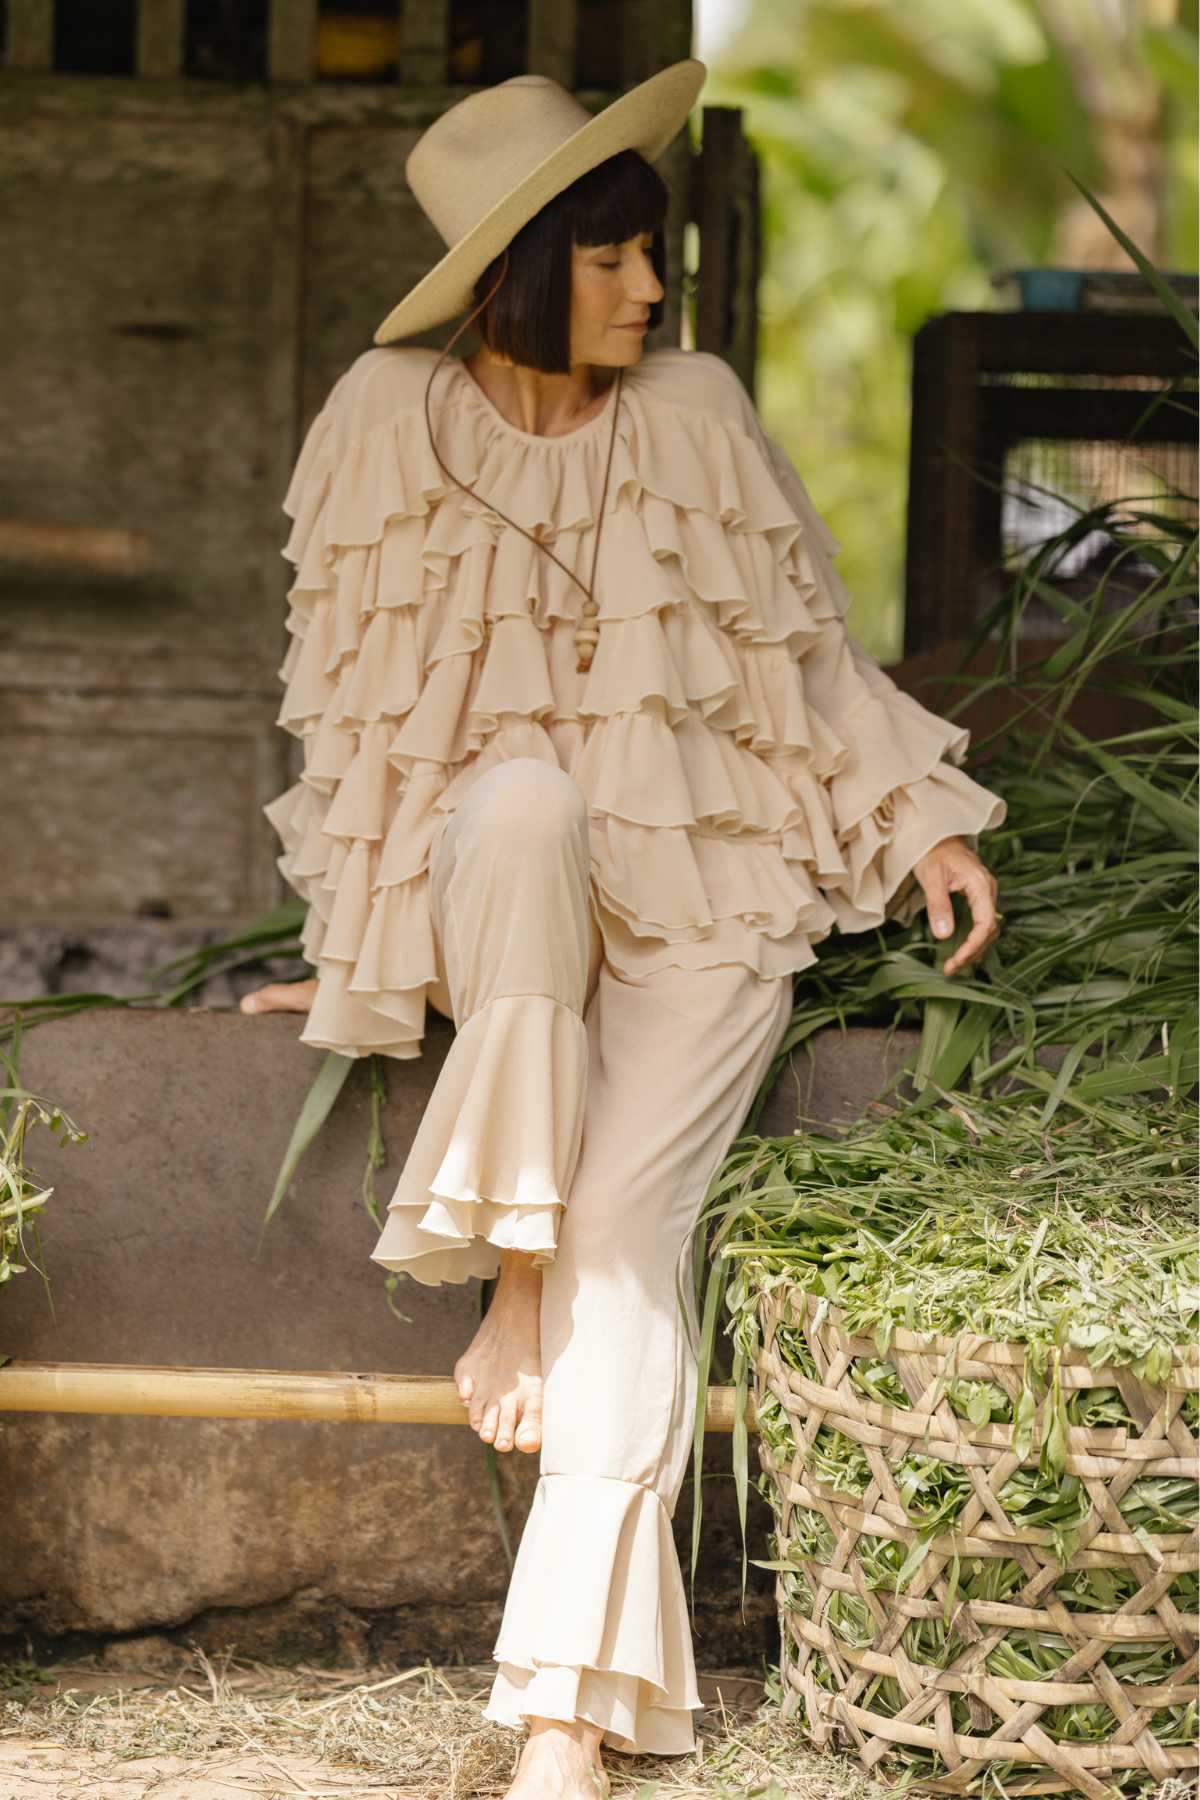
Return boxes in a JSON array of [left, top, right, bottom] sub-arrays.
[[398, 757, 794, 1756]]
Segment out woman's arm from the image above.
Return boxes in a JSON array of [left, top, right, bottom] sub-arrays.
[[711, 360, 1006, 969]]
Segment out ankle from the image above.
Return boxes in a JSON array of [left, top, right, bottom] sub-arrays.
[[494, 1249, 543, 1296], [526, 1715, 603, 1756]]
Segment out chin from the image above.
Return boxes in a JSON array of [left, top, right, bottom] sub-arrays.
[[584, 338, 646, 370]]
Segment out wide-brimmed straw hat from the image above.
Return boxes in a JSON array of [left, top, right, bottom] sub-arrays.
[[373, 59, 707, 345]]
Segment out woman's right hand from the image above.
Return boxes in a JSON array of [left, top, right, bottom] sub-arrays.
[[239, 978, 318, 1015]]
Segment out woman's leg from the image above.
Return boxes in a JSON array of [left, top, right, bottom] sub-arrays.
[[369, 755, 614, 1793], [485, 954, 795, 1758], [370, 755, 602, 1298]]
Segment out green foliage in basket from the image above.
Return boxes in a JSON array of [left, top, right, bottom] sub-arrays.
[[712, 1087, 1198, 1558], [708, 1090, 1198, 1793]]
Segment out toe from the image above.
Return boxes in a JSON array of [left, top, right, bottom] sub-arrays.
[[516, 1391, 542, 1453], [493, 1394, 519, 1452]]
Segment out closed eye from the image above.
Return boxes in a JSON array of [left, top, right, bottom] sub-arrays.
[[595, 238, 654, 272]]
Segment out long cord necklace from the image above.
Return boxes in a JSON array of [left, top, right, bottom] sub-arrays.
[[420, 250, 623, 674]]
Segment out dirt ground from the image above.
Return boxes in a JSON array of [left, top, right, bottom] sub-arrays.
[[0, 1646, 898, 1800]]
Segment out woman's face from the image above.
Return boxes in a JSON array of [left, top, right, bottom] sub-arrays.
[[568, 230, 664, 366]]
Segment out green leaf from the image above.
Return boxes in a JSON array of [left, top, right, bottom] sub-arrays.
[[895, 1530, 936, 1591], [256, 1050, 357, 1249], [1012, 1385, 1038, 1462], [1064, 170, 1199, 349], [967, 1384, 993, 1429], [1057, 718, 1198, 849]]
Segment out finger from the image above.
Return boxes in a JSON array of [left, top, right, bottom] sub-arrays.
[[943, 884, 998, 974], [456, 1371, 474, 1403], [944, 908, 995, 972], [493, 1394, 518, 1453], [478, 1401, 500, 1443], [943, 928, 989, 975], [922, 869, 955, 940]]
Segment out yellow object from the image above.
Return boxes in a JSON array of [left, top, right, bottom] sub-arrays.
[[316, 13, 398, 78]]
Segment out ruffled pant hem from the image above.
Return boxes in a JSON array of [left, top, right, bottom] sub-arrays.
[[484, 1471, 703, 1757], [369, 991, 587, 1287], [484, 1661, 701, 1757]]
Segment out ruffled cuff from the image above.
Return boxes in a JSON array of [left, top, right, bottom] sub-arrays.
[[369, 993, 588, 1288], [826, 758, 1007, 934], [484, 1472, 704, 1756]]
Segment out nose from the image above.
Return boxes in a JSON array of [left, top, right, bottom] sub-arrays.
[[629, 246, 663, 304]]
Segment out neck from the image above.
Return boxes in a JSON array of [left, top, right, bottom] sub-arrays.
[[465, 346, 614, 437]]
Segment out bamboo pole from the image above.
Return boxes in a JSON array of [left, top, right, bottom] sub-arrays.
[[0, 1361, 756, 1432]]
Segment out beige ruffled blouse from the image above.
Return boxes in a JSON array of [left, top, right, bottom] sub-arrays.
[[263, 345, 1007, 1062]]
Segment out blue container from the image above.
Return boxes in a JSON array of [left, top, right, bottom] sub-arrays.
[[1014, 268, 1085, 311]]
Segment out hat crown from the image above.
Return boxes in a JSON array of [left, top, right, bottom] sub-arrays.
[[406, 75, 595, 251]]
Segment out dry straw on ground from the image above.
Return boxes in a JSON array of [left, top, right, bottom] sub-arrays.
[[0, 1643, 907, 1799]]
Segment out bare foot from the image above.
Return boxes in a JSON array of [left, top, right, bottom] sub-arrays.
[[239, 979, 317, 1014], [504, 1718, 609, 1798], [455, 1250, 543, 1454]]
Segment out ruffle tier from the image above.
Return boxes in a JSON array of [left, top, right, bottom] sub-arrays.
[[263, 345, 1007, 1064], [369, 993, 587, 1286], [483, 1471, 704, 1756]]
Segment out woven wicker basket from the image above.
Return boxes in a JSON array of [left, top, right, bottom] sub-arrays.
[[753, 1278, 1200, 1798]]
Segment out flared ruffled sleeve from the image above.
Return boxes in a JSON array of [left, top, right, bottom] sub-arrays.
[[261, 358, 452, 1062], [701, 354, 1008, 933]]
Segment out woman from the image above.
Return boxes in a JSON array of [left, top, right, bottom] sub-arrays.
[[242, 61, 1005, 1800]]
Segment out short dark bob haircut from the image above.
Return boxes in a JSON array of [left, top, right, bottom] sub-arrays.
[[470, 149, 670, 375]]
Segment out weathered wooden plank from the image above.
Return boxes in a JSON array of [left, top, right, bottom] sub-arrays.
[[904, 317, 981, 656], [619, 0, 691, 85], [259, 116, 308, 802], [299, 116, 433, 404], [655, 129, 694, 355], [693, 104, 758, 394], [0, 112, 277, 659], [399, 0, 449, 85], [136, 0, 185, 79], [526, 0, 577, 88], [267, 0, 317, 84], [0, 69, 451, 129], [5, 0, 55, 71], [0, 642, 280, 697], [0, 86, 288, 930]]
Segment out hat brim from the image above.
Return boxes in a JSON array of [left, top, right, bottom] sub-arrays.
[[373, 58, 707, 346]]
